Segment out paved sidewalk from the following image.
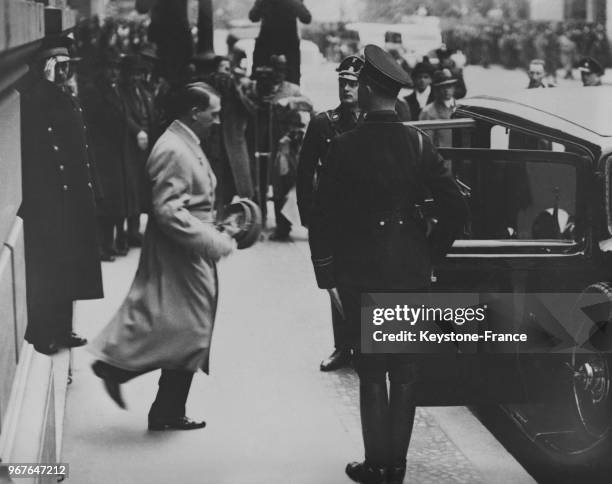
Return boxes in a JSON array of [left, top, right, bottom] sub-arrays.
[[62, 228, 536, 484]]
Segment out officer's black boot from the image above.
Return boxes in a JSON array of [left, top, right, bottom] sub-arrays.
[[345, 383, 389, 484], [387, 383, 416, 484]]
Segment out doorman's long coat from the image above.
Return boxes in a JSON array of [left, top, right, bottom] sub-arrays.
[[19, 79, 103, 320]]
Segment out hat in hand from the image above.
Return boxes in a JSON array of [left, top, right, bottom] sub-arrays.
[[577, 57, 604, 76]]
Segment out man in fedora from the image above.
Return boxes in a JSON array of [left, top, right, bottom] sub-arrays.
[[403, 56, 435, 120], [578, 57, 604, 86], [435, 44, 466, 99], [419, 68, 458, 147], [20, 37, 103, 354]]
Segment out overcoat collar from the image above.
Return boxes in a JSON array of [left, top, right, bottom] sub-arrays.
[[168, 120, 208, 165]]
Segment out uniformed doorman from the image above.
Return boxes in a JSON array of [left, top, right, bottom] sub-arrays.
[[20, 38, 104, 355], [309, 45, 466, 484], [297, 54, 363, 371]]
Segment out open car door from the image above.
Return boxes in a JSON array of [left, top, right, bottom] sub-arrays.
[[405, 140, 591, 406]]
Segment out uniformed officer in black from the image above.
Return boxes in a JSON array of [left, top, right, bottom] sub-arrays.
[[20, 38, 104, 355], [578, 57, 604, 86], [297, 55, 363, 372], [309, 45, 466, 484]]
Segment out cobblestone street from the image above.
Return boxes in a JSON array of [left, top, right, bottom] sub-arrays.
[[62, 224, 535, 484]]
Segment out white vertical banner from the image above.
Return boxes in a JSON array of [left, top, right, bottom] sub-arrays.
[[529, 0, 564, 21]]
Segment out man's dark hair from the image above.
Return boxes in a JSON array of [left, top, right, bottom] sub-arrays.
[[212, 55, 230, 72], [172, 83, 212, 119]]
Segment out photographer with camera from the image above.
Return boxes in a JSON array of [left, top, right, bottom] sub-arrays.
[[243, 55, 312, 238]]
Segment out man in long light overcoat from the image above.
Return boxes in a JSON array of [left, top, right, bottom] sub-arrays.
[[90, 84, 237, 431]]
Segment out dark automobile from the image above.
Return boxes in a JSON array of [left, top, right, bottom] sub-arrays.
[[411, 86, 612, 471]]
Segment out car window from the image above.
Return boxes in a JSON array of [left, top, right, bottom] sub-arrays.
[[490, 125, 509, 149], [452, 158, 577, 241]]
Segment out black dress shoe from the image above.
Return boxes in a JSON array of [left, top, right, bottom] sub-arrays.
[[115, 245, 129, 256], [33, 341, 60, 355], [148, 416, 206, 431], [100, 251, 116, 262], [60, 332, 88, 348], [320, 348, 351, 372], [92, 361, 126, 409], [345, 461, 387, 484]]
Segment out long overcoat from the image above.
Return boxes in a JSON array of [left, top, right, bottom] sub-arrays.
[[19, 79, 103, 312], [121, 80, 155, 213], [202, 73, 254, 199], [249, 0, 312, 84], [90, 121, 235, 373], [81, 80, 137, 217]]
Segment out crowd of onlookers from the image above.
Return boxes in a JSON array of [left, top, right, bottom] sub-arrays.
[[59, 16, 316, 258], [443, 20, 610, 78]]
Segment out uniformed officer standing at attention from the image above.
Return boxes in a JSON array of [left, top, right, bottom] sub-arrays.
[[309, 45, 466, 484], [19, 38, 104, 355], [297, 55, 363, 372]]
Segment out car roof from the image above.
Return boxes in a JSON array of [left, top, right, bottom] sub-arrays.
[[458, 86, 612, 148]]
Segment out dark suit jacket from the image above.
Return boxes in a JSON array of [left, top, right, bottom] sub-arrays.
[[404, 89, 435, 121], [309, 110, 466, 290], [82, 80, 137, 217]]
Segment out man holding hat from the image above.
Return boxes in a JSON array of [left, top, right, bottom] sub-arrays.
[[309, 45, 466, 483], [404, 56, 435, 120], [419, 68, 458, 147], [297, 54, 363, 372], [19, 37, 103, 354], [578, 57, 604, 86]]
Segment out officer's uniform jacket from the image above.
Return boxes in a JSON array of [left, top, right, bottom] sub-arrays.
[[309, 110, 466, 290], [297, 105, 358, 226], [19, 79, 103, 310]]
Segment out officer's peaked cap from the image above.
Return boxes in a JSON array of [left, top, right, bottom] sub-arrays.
[[37, 36, 73, 62], [336, 55, 364, 81], [361, 44, 411, 93], [578, 57, 604, 76]]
